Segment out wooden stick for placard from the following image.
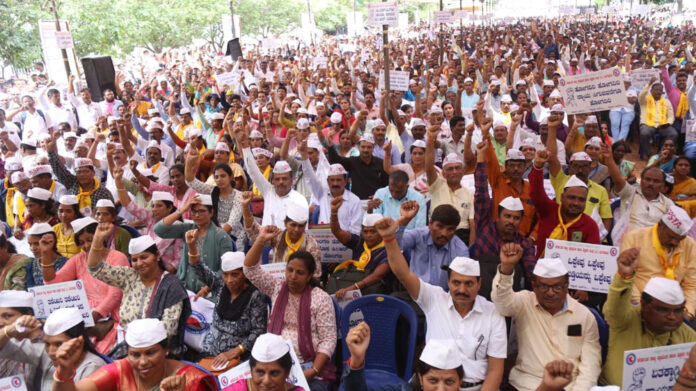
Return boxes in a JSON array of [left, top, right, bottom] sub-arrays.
[[382, 0, 390, 97]]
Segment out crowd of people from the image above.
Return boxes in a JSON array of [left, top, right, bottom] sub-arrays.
[[1, 8, 696, 390]]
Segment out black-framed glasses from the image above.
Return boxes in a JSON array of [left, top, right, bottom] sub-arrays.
[[536, 282, 567, 293]]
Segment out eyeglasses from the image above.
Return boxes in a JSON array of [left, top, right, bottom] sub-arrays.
[[653, 306, 685, 316], [536, 282, 567, 293], [190, 208, 209, 215]]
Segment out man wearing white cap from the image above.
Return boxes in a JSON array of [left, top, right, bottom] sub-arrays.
[[620, 205, 696, 315], [511, 111, 568, 165], [531, 150, 600, 258], [26, 164, 68, 202], [326, 128, 389, 201], [493, 243, 601, 391], [133, 120, 175, 168], [439, 116, 472, 166], [600, 248, 696, 387], [375, 217, 507, 389], [401, 117, 428, 163], [369, 119, 401, 165], [235, 130, 308, 229], [565, 114, 601, 156], [169, 101, 199, 145], [638, 76, 677, 159], [351, 88, 380, 120], [241, 195, 321, 278], [546, 118, 613, 236]]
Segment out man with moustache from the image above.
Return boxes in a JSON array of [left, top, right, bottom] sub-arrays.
[[375, 215, 507, 391]]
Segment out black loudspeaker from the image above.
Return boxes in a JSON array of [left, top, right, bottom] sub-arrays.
[[225, 39, 243, 59], [80, 56, 116, 102]]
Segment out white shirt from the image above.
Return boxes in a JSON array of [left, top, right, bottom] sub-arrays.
[[99, 99, 124, 118], [618, 184, 675, 231], [301, 159, 363, 234], [47, 181, 68, 202], [513, 126, 567, 165], [37, 87, 78, 128], [416, 281, 507, 383], [243, 147, 307, 228], [136, 138, 175, 168], [68, 94, 102, 129], [22, 110, 52, 139]]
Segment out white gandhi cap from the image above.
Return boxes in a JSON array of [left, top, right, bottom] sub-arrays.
[[499, 196, 524, 211], [221, 252, 245, 272], [448, 257, 480, 276], [0, 290, 33, 308], [128, 235, 156, 255], [661, 205, 693, 236], [419, 339, 463, 370], [26, 222, 53, 236], [644, 277, 685, 305], [70, 217, 97, 234], [251, 333, 290, 362], [362, 214, 383, 227], [152, 191, 174, 203], [125, 318, 168, 348], [286, 201, 309, 224], [564, 175, 587, 189], [43, 307, 84, 336], [533, 258, 568, 278]]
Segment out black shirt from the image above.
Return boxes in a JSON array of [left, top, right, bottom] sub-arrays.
[[327, 147, 388, 200]]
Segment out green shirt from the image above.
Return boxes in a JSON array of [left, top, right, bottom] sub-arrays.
[[492, 139, 507, 167], [600, 276, 696, 386]]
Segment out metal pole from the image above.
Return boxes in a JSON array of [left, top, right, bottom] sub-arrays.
[[460, 0, 463, 43], [353, 0, 357, 36], [383, 0, 390, 104], [49, 0, 72, 82], [306, 0, 314, 45], [229, 0, 237, 39], [439, 0, 444, 66]]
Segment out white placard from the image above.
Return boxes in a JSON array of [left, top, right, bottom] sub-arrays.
[[433, 11, 454, 24], [54, 31, 74, 49], [686, 120, 696, 143], [261, 38, 279, 51], [630, 68, 659, 89], [333, 289, 362, 309], [215, 71, 239, 87], [368, 2, 399, 27], [544, 239, 618, 294], [0, 376, 27, 391], [313, 57, 328, 69], [308, 225, 353, 263], [378, 70, 410, 92], [557, 68, 627, 115], [454, 10, 469, 19], [219, 338, 310, 391], [622, 343, 694, 389], [29, 280, 94, 327], [261, 262, 287, 280]]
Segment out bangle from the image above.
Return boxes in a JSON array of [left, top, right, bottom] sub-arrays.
[[116, 188, 126, 191], [40, 262, 54, 268], [238, 344, 245, 354], [354, 283, 360, 290], [188, 253, 200, 258], [682, 368, 696, 381], [3, 327, 11, 339], [176, 209, 183, 215], [383, 236, 396, 243], [53, 368, 76, 383], [310, 366, 320, 376]]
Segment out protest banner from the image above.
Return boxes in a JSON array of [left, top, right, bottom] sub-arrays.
[[630, 68, 659, 89], [38, 20, 80, 85], [333, 289, 362, 309], [261, 38, 279, 51], [308, 225, 353, 263], [54, 31, 74, 49], [368, 2, 399, 27], [215, 71, 239, 88], [378, 70, 410, 91], [557, 67, 627, 115], [686, 120, 696, 143], [433, 11, 454, 24], [544, 240, 618, 293], [261, 262, 287, 280], [28, 280, 94, 327], [454, 10, 469, 20], [219, 338, 310, 391], [0, 376, 27, 391], [622, 342, 694, 389], [313, 56, 328, 69]]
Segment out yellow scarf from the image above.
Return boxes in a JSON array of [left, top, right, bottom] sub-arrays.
[[548, 205, 583, 241], [77, 178, 100, 212], [252, 165, 271, 196], [335, 241, 385, 272], [144, 162, 162, 173], [49, 180, 56, 194], [503, 111, 512, 125], [676, 92, 689, 119], [646, 94, 668, 127], [652, 224, 681, 280], [4, 179, 24, 228], [284, 231, 304, 261]]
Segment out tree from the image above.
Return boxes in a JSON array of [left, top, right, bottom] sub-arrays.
[[0, 0, 47, 71], [313, 0, 353, 33], [236, 0, 303, 37]]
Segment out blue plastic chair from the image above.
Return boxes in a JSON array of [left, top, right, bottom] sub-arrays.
[[340, 295, 418, 388], [586, 306, 608, 364], [120, 224, 140, 238], [309, 206, 321, 225], [181, 360, 221, 390], [95, 351, 113, 364], [261, 246, 272, 264]]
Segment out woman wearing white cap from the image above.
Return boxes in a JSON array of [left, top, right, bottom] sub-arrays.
[[52, 318, 216, 391], [53, 194, 84, 258], [225, 333, 304, 391], [43, 216, 129, 355], [113, 167, 183, 273], [0, 232, 30, 290], [0, 307, 105, 391], [185, 246, 267, 373], [25, 222, 68, 288], [91, 198, 132, 255], [22, 186, 58, 231], [88, 225, 191, 358], [183, 147, 245, 250], [0, 291, 38, 386], [244, 225, 337, 390]]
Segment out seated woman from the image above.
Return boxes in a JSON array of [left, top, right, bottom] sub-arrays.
[[52, 318, 217, 391], [0, 291, 39, 388], [113, 165, 182, 273], [241, 192, 321, 278], [22, 187, 59, 231], [244, 226, 337, 391], [42, 217, 128, 355], [225, 333, 306, 391], [611, 141, 636, 188], [670, 156, 696, 200], [25, 223, 68, 288], [154, 194, 234, 295], [0, 308, 105, 391], [88, 227, 191, 359], [648, 139, 678, 173], [92, 199, 131, 256], [185, 244, 266, 373], [53, 195, 83, 259], [384, 140, 437, 199], [0, 231, 30, 290]]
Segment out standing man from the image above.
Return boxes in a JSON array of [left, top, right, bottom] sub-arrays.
[[327, 133, 389, 202], [67, 75, 102, 129]]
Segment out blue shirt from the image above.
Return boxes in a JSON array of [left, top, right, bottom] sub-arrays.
[[372, 187, 426, 229], [396, 226, 469, 290], [373, 142, 402, 165]]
